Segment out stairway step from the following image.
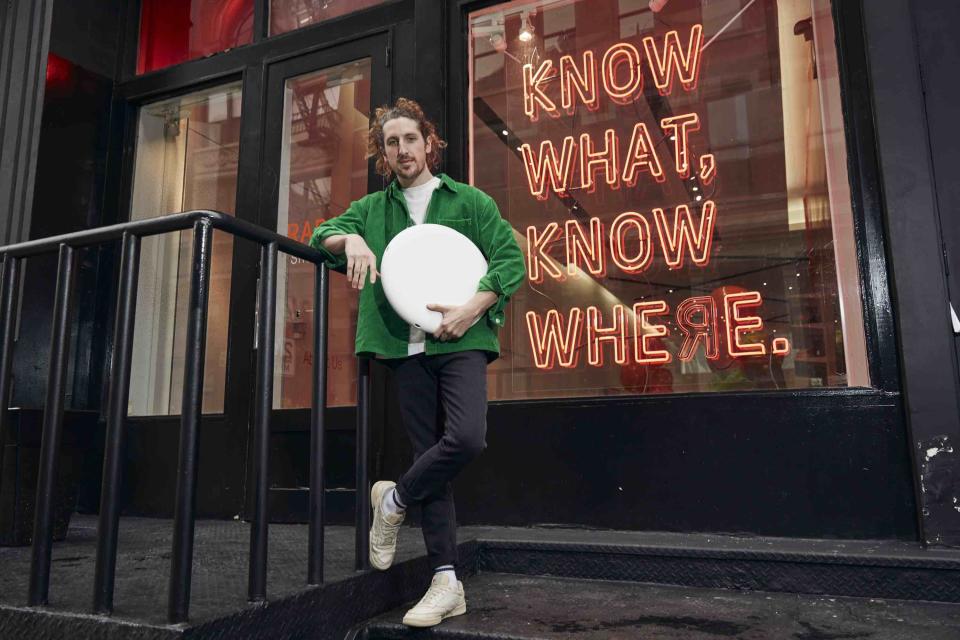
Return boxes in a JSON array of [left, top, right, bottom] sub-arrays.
[[362, 572, 960, 640], [472, 529, 960, 602]]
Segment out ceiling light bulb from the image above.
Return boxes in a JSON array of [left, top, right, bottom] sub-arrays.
[[519, 12, 534, 42]]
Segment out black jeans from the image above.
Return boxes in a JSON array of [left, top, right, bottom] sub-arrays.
[[383, 350, 488, 569]]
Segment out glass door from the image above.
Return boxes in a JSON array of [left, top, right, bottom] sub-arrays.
[[273, 57, 374, 410], [249, 34, 390, 520]]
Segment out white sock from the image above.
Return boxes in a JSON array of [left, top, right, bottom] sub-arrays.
[[382, 487, 405, 516], [434, 565, 456, 584]]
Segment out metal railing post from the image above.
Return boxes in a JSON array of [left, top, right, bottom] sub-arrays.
[[0, 211, 337, 615], [308, 264, 329, 585], [355, 357, 371, 571], [0, 255, 21, 481], [29, 243, 77, 606], [168, 221, 213, 624], [93, 232, 140, 614], [248, 242, 277, 603]]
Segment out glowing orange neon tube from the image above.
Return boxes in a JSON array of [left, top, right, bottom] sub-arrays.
[[601, 42, 644, 105], [676, 296, 719, 361], [772, 337, 791, 356], [653, 200, 717, 269], [642, 24, 704, 96], [632, 300, 672, 364], [723, 291, 767, 357], [579, 129, 619, 192], [520, 136, 577, 200], [699, 153, 716, 184], [661, 113, 700, 178], [525, 308, 584, 369], [622, 122, 665, 186], [609, 211, 653, 274], [565, 217, 606, 277], [587, 305, 628, 366], [559, 51, 599, 114], [526, 222, 564, 283], [522, 60, 560, 122]]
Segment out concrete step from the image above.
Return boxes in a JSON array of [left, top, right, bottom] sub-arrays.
[[361, 572, 960, 640]]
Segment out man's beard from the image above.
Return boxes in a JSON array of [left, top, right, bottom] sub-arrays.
[[396, 158, 423, 178]]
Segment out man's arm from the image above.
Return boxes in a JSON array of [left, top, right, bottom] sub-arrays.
[[428, 291, 498, 342], [319, 233, 378, 290], [429, 194, 525, 341], [473, 195, 526, 327], [309, 198, 376, 289]]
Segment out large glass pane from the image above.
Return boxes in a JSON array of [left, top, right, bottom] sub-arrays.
[[270, 0, 392, 36], [468, 0, 868, 400], [129, 83, 242, 415], [274, 58, 373, 408], [138, 0, 254, 74]]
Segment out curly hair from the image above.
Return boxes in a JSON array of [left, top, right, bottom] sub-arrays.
[[368, 97, 447, 178]]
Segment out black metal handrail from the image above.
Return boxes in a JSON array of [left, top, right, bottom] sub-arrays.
[[0, 210, 372, 623]]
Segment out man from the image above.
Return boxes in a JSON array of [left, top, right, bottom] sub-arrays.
[[309, 98, 525, 627]]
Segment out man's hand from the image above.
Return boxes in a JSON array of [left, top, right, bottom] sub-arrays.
[[344, 234, 378, 289], [426, 291, 497, 341], [426, 303, 479, 341]]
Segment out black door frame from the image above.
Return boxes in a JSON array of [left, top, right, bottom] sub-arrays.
[[108, 1, 414, 519], [241, 31, 393, 521], [432, 0, 919, 539]]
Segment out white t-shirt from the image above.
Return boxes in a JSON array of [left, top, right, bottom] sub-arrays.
[[401, 176, 442, 355]]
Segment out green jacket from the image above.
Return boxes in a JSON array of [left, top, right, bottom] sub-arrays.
[[309, 173, 526, 361]]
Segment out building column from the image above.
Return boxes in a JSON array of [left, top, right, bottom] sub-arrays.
[[862, 0, 960, 545], [0, 0, 55, 245]]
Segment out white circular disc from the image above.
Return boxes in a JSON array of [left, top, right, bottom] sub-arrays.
[[380, 224, 488, 334]]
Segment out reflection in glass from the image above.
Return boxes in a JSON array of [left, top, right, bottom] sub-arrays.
[[270, 0, 392, 35], [468, 0, 868, 400], [129, 83, 243, 415], [274, 59, 373, 408], [138, 0, 254, 74]]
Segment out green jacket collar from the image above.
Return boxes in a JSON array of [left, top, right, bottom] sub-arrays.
[[386, 172, 458, 200]]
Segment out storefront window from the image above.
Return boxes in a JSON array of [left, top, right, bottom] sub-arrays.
[[128, 83, 243, 415], [270, 0, 393, 36], [138, 0, 254, 74], [469, 0, 868, 400], [273, 59, 373, 408]]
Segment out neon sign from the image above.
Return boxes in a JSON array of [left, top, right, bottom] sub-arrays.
[[514, 24, 788, 371]]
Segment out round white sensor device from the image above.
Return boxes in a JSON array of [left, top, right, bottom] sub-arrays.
[[380, 223, 488, 334]]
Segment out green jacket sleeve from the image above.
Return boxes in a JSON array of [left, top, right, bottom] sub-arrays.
[[474, 194, 526, 327], [308, 197, 369, 273]]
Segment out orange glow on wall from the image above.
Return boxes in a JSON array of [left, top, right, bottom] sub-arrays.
[[523, 60, 560, 122], [632, 301, 672, 364], [622, 122, 665, 186], [520, 136, 577, 200], [676, 296, 720, 361], [723, 291, 767, 357], [653, 200, 716, 269], [560, 51, 600, 114], [609, 211, 653, 274], [526, 222, 564, 283], [660, 113, 700, 178], [601, 43, 644, 105], [587, 305, 628, 366], [526, 308, 584, 369], [579, 129, 619, 192], [642, 24, 704, 95], [565, 218, 607, 277]]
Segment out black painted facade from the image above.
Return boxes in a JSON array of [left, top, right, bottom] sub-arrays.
[[0, 0, 957, 548]]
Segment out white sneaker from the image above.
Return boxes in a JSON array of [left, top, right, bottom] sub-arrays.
[[402, 573, 467, 628], [369, 480, 404, 570]]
